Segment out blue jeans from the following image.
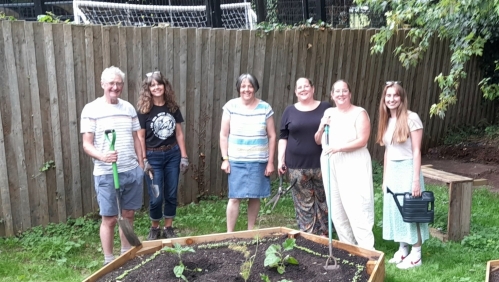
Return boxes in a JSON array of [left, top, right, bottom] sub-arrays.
[[145, 145, 181, 221]]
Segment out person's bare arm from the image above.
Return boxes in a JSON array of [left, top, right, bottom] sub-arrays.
[[277, 139, 287, 175], [265, 116, 276, 176], [175, 123, 188, 158], [315, 112, 331, 145], [219, 112, 231, 173], [137, 129, 146, 161], [132, 131, 144, 169], [82, 132, 117, 163], [410, 128, 423, 197]]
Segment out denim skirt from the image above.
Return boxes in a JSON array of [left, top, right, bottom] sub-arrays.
[[228, 161, 271, 199]]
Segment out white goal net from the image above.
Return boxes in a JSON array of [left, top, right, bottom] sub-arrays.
[[73, 0, 257, 29]]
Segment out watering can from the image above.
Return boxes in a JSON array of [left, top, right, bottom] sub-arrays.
[[386, 187, 435, 223]]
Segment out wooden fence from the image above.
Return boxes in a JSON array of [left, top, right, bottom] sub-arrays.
[[0, 21, 496, 236]]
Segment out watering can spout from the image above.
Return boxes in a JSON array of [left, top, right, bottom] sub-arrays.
[[386, 187, 404, 215]]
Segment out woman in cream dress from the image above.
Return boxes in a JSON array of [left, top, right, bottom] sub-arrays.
[[318, 80, 375, 250]]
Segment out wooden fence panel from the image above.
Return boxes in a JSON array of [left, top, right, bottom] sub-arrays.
[[0, 23, 497, 235], [177, 27, 188, 204], [64, 25, 83, 218], [204, 28, 216, 197], [0, 22, 13, 237], [183, 28, 197, 203], [213, 29, 230, 199], [3, 21, 31, 233], [14, 21, 37, 232], [44, 23, 67, 223]]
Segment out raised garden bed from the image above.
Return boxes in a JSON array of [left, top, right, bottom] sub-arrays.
[[487, 260, 499, 282], [84, 227, 384, 282]]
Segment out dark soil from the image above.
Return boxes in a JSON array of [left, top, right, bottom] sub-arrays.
[[97, 235, 376, 282], [425, 141, 499, 165], [490, 269, 499, 282], [423, 140, 499, 192]]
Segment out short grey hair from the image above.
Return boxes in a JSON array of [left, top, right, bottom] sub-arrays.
[[101, 66, 125, 82], [236, 73, 259, 93]]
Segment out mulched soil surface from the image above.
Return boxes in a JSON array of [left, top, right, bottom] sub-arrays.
[[97, 234, 375, 282], [423, 141, 499, 191], [425, 142, 499, 165]]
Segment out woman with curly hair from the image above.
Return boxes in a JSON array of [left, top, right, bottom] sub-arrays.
[[137, 71, 189, 240]]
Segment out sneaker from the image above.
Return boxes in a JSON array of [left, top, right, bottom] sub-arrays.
[[396, 253, 422, 269], [388, 248, 409, 264], [147, 227, 161, 240], [163, 226, 177, 238]]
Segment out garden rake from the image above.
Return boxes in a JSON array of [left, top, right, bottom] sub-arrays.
[[323, 124, 339, 271], [105, 129, 142, 247]]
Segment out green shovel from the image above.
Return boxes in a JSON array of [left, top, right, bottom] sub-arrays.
[[104, 129, 141, 247]]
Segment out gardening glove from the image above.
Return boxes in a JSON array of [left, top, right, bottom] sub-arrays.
[[144, 159, 154, 177], [180, 157, 189, 174]]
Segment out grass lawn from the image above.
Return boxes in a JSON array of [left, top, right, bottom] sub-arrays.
[[1, 172, 499, 281]]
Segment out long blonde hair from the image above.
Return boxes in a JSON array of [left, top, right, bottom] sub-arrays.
[[376, 83, 410, 145], [137, 72, 178, 114]]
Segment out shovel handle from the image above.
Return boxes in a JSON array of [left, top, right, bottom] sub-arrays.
[[104, 129, 119, 190], [324, 125, 329, 146]]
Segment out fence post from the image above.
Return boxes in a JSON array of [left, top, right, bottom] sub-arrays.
[[206, 0, 222, 27], [301, 0, 309, 22], [34, 0, 46, 17], [315, 0, 326, 22], [256, 0, 266, 23]]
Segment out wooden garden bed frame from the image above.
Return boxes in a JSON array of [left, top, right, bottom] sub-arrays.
[[83, 227, 385, 282], [486, 259, 499, 282]]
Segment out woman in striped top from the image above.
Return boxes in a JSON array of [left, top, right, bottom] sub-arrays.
[[220, 73, 276, 232]]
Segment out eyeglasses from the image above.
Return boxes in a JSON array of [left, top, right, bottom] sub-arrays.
[[106, 82, 124, 87], [146, 71, 161, 77], [386, 81, 402, 86]]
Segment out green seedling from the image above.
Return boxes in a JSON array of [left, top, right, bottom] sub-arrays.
[[264, 238, 298, 274], [162, 243, 201, 282]]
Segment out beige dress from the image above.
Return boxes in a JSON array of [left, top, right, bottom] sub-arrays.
[[320, 106, 375, 250]]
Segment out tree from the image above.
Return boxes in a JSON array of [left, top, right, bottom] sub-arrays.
[[354, 0, 499, 118]]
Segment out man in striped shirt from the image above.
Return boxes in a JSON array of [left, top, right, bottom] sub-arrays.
[[80, 66, 144, 266]]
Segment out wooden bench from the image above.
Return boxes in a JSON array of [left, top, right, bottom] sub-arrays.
[[421, 165, 474, 242]]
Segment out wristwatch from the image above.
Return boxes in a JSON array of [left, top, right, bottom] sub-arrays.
[[221, 156, 229, 161]]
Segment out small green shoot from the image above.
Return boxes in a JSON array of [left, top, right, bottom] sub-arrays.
[[162, 243, 201, 282], [264, 238, 298, 274]]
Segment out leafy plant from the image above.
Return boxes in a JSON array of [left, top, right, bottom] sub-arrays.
[[37, 12, 70, 23], [162, 243, 200, 281], [40, 160, 55, 172], [264, 238, 298, 274], [0, 12, 16, 21], [485, 124, 499, 138], [354, 0, 499, 118]]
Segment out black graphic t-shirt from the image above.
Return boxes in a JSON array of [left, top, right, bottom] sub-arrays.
[[138, 104, 184, 148]]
